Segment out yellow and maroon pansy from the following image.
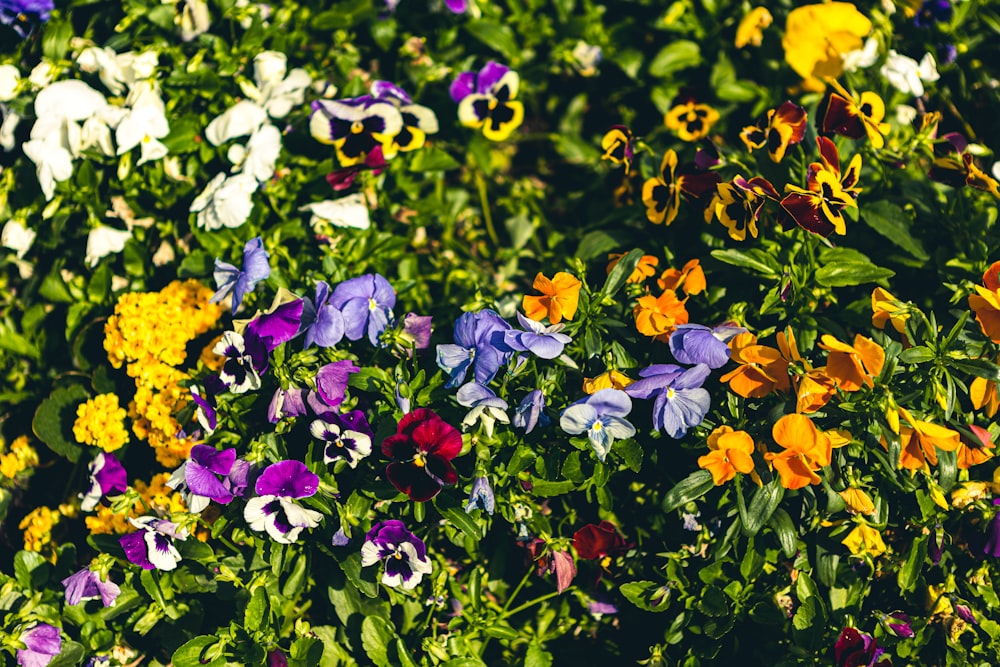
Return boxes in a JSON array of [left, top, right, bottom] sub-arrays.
[[641, 150, 722, 226], [820, 80, 890, 148], [739, 102, 807, 163], [664, 101, 720, 142], [704, 175, 779, 241], [601, 125, 634, 173], [780, 137, 861, 236]]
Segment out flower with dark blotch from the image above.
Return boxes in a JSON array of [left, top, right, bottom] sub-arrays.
[[704, 175, 780, 242], [330, 273, 396, 345], [601, 125, 634, 173], [436, 309, 512, 388], [465, 476, 495, 515], [740, 101, 807, 163], [166, 445, 242, 513], [361, 520, 432, 589], [664, 101, 719, 142], [310, 96, 403, 167], [119, 517, 187, 571], [80, 452, 128, 512], [62, 567, 121, 607], [211, 236, 270, 315], [382, 408, 463, 502], [1, 0, 53, 38], [214, 330, 269, 393], [244, 460, 323, 544], [624, 364, 711, 439], [834, 627, 890, 667], [311, 410, 373, 468], [514, 389, 549, 434], [780, 136, 861, 237], [573, 521, 627, 561], [820, 81, 890, 149], [326, 146, 387, 191], [451, 61, 524, 142], [15, 622, 61, 667], [370, 80, 439, 158], [915, 0, 952, 26], [641, 149, 721, 226]]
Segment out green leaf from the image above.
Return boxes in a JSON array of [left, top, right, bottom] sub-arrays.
[[441, 660, 488, 667], [244, 586, 270, 631], [898, 535, 928, 593], [465, 21, 520, 62], [172, 636, 226, 667], [524, 643, 553, 667], [742, 482, 784, 537], [333, 550, 379, 599], [618, 439, 643, 472], [815, 261, 895, 287], [899, 346, 935, 364], [767, 509, 798, 559], [435, 493, 484, 541], [47, 641, 86, 667], [649, 40, 702, 77], [662, 470, 714, 513], [361, 616, 397, 667], [710, 248, 779, 277], [600, 248, 644, 299], [697, 586, 728, 617], [947, 358, 1000, 382], [860, 201, 929, 261], [40, 265, 75, 303], [408, 146, 460, 172], [32, 384, 89, 462], [620, 580, 672, 612], [14, 550, 51, 589], [530, 479, 576, 497]]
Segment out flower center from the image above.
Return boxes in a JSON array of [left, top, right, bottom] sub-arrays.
[[351, 121, 364, 134], [368, 297, 378, 311], [592, 421, 603, 432], [666, 388, 676, 399], [413, 452, 426, 467]]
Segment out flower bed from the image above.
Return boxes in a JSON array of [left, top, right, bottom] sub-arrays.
[[2, 0, 1000, 665]]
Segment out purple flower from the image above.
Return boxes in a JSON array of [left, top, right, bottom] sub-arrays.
[[214, 330, 269, 393], [330, 274, 396, 345], [310, 96, 404, 167], [1, 0, 53, 38], [834, 627, 888, 667], [244, 461, 322, 544], [361, 520, 432, 589], [560, 389, 636, 462], [625, 364, 712, 439], [370, 81, 439, 157], [80, 452, 128, 512], [928, 524, 944, 565], [436, 309, 512, 388], [332, 526, 351, 546], [62, 568, 121, 607], [668, 323, 744, 369], [551, 550, 576, 593], [513, 389, 549, 434], [503, 312, 572, 360], [313, 359, 360, 410], [465, 476, 495, 515], [914, 0, 952, 26], [456, 382, 509, 437], [301, 281, 346, 349], [444, 0, 467, 12], [953, 600, 977, 624], [395, 381, 411, 414], [397, 312, 433, 355], [267, 386, 309, 423], [881, 611, 914, 638], [120, 517, 187, 571], [166, 445, 239, 513], [15, 622, 61, 667], [267, 650, 289, 667], [450, 62, 524, 142], [588, 600, 618, 618], [311, 410, 374, 468], [211, 236, 271, 315], [247, 298, 304, 351], [326, 147, 387, 191]]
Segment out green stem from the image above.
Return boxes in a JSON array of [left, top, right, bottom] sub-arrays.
[[501, 567, 534, 615], [503, 589, 572, 619], [475, 171, 500, 247]]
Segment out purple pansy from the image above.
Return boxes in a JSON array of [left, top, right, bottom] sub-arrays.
[[332, 526, 351, 546], [311, 409, 374, 468], [456, 382, 509, 437], [881, 611, 914, 638], [914, 0, 952, 26], [312, 359, 361, 412], [397, 312, 433, 356], [119, 517, 187, 571], [214, 330, 269, 393], [444, 0, 468, 12], [309, 96, 403, 167], [668, 323, 745, 369], [244, 461, 322, 544], [166, 445, 239, 513], [15, 622, 61, 667], [1, 0, 53, 38], [247, 298, 304, 351], [503, 312, 572, 360], [513, 389, 549, 434], [267, 386, 309, 423], [80, 452, 128, 512], [588, 600, 618, 618], [301, 281, 346, 349], [464, 476, 495, 515], [435, 309, 512, 388], [954, 600, 977, 624], [625, 364, 712, 439], [329, 273, 396, 345], [560, 389, 636, 462], [211, 236, 271, 315], [361, 520, 433, 589], [450, 61, 524, 141], [62, 568, 121, 607], [370, 81, 439, 157]]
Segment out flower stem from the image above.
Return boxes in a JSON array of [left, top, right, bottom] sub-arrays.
[[475, 171, 500, 246], [502, 588, 572, 619]]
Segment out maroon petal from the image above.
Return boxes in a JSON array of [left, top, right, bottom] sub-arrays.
[[386, 462, 442, 502], [412, 416, 463, 460]]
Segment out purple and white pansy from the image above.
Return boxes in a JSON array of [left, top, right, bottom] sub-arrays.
[[80, 452, 128, 512], [310, 409, 374, 468], [166, 445, 247, 513], [436, 308, 512, 388], [62, 566, 121, 607], [450, 61, 524, 142], [214, 329, 269, 393], [211, 236, 270, 315], [309, 95, 403, 167], [560, 388, 636, 462], [243, 460, 323, 544], [329, 273, 396, 345], [624, 364, 712, 439], [503, 312, 572, 360], [119, 517, 187, 571], [360, 520, 433, 590], [456, 382, 509, 437]]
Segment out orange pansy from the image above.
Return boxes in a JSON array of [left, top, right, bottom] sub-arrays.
[[969, 261, 1000, 343], [818, 334, 885, 392], [765, 413, 832, 489], [871, 287, 909, 334], [699, 426, 756, 485], [956, 424, 995, 470], [892, 407, 961, 470], [657, 259, 706, 295], [522, 271, 582, 324], [607, 253, 659, 284], [633, 289, 689, 343], [970, 376, 999, 418], [721, 332, 790, 398]]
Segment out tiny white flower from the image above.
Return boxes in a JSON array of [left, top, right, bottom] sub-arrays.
[[116, 104, 170, 165], [842, 37, 880, 73], [85, 225, 132, 267], [23, 139, 73, 200], [28, 61, 57, 88], [882, 50, 940, 98], [300, 193, 371, 230], [190, 172, 258, 230], [1, 220, 36, 259], [0, 64, 20, 102]]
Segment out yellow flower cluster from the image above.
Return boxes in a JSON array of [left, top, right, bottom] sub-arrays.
[[20, 506, 60, 557], [85, 472, 189, 535], [103, 280, 222, 467], [73, 394, 129, 452], [0, 436, 39, 479]]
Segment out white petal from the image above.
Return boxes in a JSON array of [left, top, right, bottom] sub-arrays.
[[137, 137, 169, 165], [205, 101, 268, 145], [299, 193, 370, 230], [23, 139, 73, 201], [2, 220, 36, 259], [254, 51, 288, 88], [34, 80, 109, 121], [85, 225, 132, 267], [0, 109, 20, 152], [240, 124, 282, 181], [0, 64, 20, 102], [144, 531, 182, 571]]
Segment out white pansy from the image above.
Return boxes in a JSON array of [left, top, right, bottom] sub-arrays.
[[254, 51, 288, 87], [895, 104, 918, 126], [918, 52, 940, 85], [177, 0, 211, 41], [85, 225, 132, 267], [0, 64, 20, 101], [238, 124, 282, 181], [0, 108, 20, 152], [116, 103, 170, 165], [842, 37, 880, 73], [205, 100, 269, 145], [28, 61, 57, 88], [190, 172, 258, 230], [33, 79, 109, 121], [77, 47, 128, 95], [1, 220, 37, 259], [23, 139, 73, 200], [240, 51, 311, 119], [881, 50, 940, 97], [300, 194, 371, 230]]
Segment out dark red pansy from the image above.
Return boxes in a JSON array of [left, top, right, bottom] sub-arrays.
[[573, 521, 627, 560], [382, 408, 463, 502]]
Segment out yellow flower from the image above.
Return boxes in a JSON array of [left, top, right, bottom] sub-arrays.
[[0, 436, 38, 479], [950, 481, 989, 509], [735, 7, 773, 48], [970, 377, 999, 417], [86, 506, 133, 535], [74, 394, 129, 452], [664, 102, 719, 142], [583, 370, 634, 394], [20, 506, 60, 559], [522, 272, 583, 324], [841, 522, 887, 557], [783, 3, 872, 91], [839, 487, 876, 515], [871, 287, 909, 334]]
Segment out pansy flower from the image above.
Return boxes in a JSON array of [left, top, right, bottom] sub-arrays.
[[522, 271, 582, 324], [955, 424, 995, 469], [310, 410, 374, 468], [704, 175, 780, 241], [560, 388, 636, 462], [664, 101, 719, 142], [633, 288, 689, 342], [310, 96, 404, 167], [360, 520, 433, 589], [436, 309, 512, 388], [782, 3, 872, 91], [299, 280, 346, 349], [817, 333, 884, 392], [191, 375, 225, 433], [513, 389, 549, 434], [456, 382, 509, 437], [267, 386, 308, 424], [834, 627, 891, 667], [929, 145, 1000, 199], [451, 61, 524, 141], [764, 414, 832, 490], [14, 623, 61, 667], [871, 287, 910, 335], [244, 460, 323, 544], [739, 101, 807, 162], [600, 125, 634, 173], [819, 80, 890, 148], [62, 567, 121, 607], [246, 297, 304, 353], [325, 146, 387, 191], [211, 236, 270, 315], [370, 80, 439, 158], [624, 364, 712, 439], [669, 323, 745, 369], [166, 445, 242, 513], [214, 330, 269, 393], [465, 476, 495, 515], [721, 332, 790, 398], [889, 407, 960, 470], [573, 521, 627, 562], [607, 252, 658, 284], [330, 273, 396, 345], [735, 6, 773, 48], [641, 149, 721, 226], [119, 517, 187, 571], [969, 261, 1000, 343], [657, 258, 706, 295], [382, 408, 463, 502], [80, 452, 128, 512], [312, 360, 361, 411], [1, 0, 53, 38], [503, 312, 572, 359], [780, 137, 861, 236], [841, 522, 887, 557], [698, 426, 756, 485]]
